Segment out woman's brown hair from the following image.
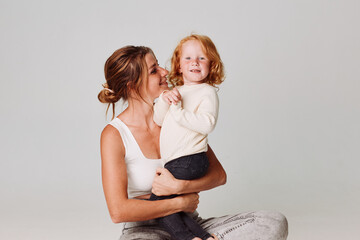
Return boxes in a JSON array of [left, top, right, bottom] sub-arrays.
[[98, 46, 154, 119], [168, 34, 225, 87]]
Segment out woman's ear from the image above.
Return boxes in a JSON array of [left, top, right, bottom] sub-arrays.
[[126, 81, 134, 98], [126, 81, 132, 90]]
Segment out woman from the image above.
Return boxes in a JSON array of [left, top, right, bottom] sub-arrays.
[[98, 45, 288, 240]]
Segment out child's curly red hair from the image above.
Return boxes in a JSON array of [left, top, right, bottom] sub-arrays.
[[168, 34, 225, 87]]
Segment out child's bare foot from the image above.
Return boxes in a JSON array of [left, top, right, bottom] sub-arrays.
[[192, 238, 202, 240]]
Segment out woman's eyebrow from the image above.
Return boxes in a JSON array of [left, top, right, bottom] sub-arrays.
[[149, 62, 157, 71]]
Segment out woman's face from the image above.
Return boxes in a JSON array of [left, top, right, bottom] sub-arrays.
[[144, 53, 169, 101]]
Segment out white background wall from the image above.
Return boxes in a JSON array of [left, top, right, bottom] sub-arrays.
[[1, 0, 359, 239]]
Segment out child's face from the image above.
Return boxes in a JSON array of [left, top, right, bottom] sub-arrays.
[[179, 40, 210, 85]]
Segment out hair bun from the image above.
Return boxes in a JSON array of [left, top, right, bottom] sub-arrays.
[[98, 88, 120, 104]]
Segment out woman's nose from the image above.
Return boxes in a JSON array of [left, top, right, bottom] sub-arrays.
[[161, 67, 169, 76]]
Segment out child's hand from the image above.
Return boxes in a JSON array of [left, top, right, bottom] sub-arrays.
[[162, 88, 182, 105]]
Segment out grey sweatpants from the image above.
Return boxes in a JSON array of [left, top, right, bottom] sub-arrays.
[[119, 210, 288, 240]]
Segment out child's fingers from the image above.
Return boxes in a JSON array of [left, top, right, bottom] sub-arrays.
[[172, 88, 181, 100], [162, 92, 173, 104], [170, 92, 180, 102], [169, 95, 178, 104], [162, 88, 181, 104], [164, 98, 172, 105]]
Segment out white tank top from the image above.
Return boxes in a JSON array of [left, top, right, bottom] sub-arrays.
[[109, 118, 163, 199]]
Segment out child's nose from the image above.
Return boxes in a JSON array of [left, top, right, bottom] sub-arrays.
[[191, 59, 199, 66]]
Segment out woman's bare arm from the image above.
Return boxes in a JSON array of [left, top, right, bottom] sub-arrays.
[[101, 125, 199, 223], [151, 145, 227, 196]]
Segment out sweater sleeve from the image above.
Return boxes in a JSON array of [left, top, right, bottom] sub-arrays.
[[169, 90, 219, 135], [153, 91, 170, 126]]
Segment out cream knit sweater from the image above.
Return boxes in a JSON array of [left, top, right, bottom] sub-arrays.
[[153, 83, 219, 163]]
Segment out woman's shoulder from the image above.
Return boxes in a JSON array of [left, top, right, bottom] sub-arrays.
[[102, 123, 117, 135], [101, 117, 124, 136], [100, 123, 126, 161], [101, 122, 123, 145]]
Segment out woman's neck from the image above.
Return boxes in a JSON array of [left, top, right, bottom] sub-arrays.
[[119, 98, 155, 129]]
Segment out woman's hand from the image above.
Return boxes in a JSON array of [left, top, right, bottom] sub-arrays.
[[162, 88, 181, 105], [178, 193, 199, 213], [152, 168, 183, 196], [152, 146, 226, 197]]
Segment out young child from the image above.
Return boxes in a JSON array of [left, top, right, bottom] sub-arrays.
[[150, 34, 224, 240]]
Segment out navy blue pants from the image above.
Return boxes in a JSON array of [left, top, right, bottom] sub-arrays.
[[150, 152, 212, 240]]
